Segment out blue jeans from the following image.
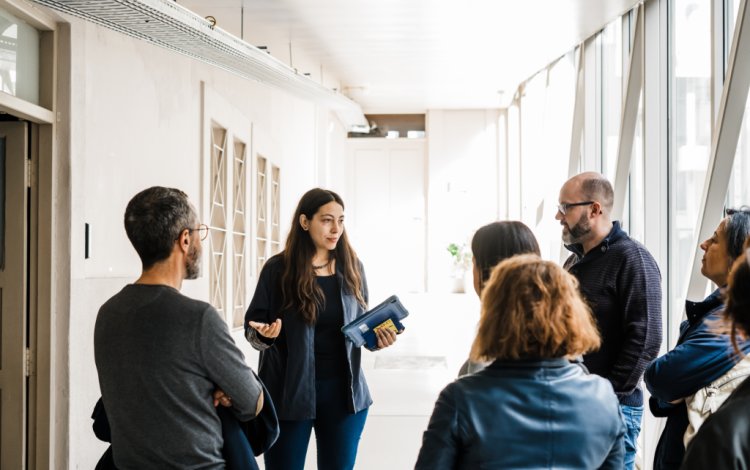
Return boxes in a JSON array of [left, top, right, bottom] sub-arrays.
[[620, 404, 643, 470], [264, 378, 368, 470]]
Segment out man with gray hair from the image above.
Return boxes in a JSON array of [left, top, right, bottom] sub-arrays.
[[94, 186, 263, 469], [556, 172, 662, 470]]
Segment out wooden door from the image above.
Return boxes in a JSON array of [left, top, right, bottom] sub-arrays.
[[0, 122, 28, 470]]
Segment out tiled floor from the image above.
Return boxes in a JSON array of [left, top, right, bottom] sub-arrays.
[[357, 292, 480, 469], [256, 291, 480, 469]]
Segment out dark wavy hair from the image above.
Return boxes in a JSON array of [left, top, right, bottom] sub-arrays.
[[281, 188, 366, 323], [725, 209, 750, 265], [471, 221, 541, 290], [124, 186, 196, 269], [726, 237, 750, 354]]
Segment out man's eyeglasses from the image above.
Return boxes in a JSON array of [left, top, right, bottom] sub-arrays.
[[187, 224, 210, 241], [557, 201, 595, 216], [725, 206, 750, 217]]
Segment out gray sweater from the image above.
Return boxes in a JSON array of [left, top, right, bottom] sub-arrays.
[[94, 284, 262, 469]]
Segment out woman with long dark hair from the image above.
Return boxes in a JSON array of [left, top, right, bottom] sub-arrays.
[[244, 188, 397, 470], [459, 220, 541, 376]]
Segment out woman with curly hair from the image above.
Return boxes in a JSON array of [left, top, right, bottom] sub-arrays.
[[416, 254, 624, 469]]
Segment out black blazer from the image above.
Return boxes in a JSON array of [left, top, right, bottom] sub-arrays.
[[244, 253, 372, 420]]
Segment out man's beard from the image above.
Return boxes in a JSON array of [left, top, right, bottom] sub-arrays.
[[562, 212, 592, 245], [185, 243, 201, 280]]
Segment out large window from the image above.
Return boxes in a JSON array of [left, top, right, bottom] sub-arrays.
[[627, 91, 646, 243], [728, 95, 750, 208], [0, 8, 39, 104], [601, 18, 623, 180], [669, 0, 712, 318], [622, 12, 646, 244], [594, 14, 647, 243], [728, 1, 750, 208], [517, 53, 576, 260]]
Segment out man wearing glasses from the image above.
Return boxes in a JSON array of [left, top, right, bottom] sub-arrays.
[[556, 172, 662, 470], [94, 186, 264, 469]]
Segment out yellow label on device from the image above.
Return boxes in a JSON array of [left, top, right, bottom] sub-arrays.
[[374, 318, 398, 333]]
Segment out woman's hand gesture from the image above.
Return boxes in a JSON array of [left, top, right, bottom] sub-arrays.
[[248, 318, 283, 339]]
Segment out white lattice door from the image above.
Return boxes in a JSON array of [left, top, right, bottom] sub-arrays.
[[0, 122, 29, 470]]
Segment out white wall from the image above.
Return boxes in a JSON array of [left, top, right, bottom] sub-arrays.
[[64, 16, 347, 469], [425, 109, 501, 292]]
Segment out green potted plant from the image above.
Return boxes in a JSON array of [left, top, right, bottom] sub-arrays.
[[447, 242, 472, 293]]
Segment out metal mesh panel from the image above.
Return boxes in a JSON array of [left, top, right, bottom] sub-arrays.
[[31, 0, 361, 112]]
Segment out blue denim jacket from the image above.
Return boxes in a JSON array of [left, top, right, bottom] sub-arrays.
[[244, 253, 372, 420], [416, 358, 626, 469]]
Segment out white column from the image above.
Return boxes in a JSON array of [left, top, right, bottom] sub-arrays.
[[612, 4, 644, 220]]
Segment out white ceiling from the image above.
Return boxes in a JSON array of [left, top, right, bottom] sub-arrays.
[[176, 0, 640, 112]]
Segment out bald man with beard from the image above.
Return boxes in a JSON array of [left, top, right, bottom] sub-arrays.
[[556, 172, 662, 470]]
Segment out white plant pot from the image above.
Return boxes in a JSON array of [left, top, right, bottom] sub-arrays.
[[451, 273, 466, 293]]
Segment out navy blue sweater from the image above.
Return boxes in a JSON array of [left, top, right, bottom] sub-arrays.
[[645, 289, 750, 470], [564, 221, 663, 406]]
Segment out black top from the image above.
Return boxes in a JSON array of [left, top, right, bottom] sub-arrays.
[[564, 221, 663, 406], [314, 275, 349, 379], [244, 253, 373, 420]]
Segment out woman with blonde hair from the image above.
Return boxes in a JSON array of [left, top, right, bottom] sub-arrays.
[[415, 254, 625, 469]]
